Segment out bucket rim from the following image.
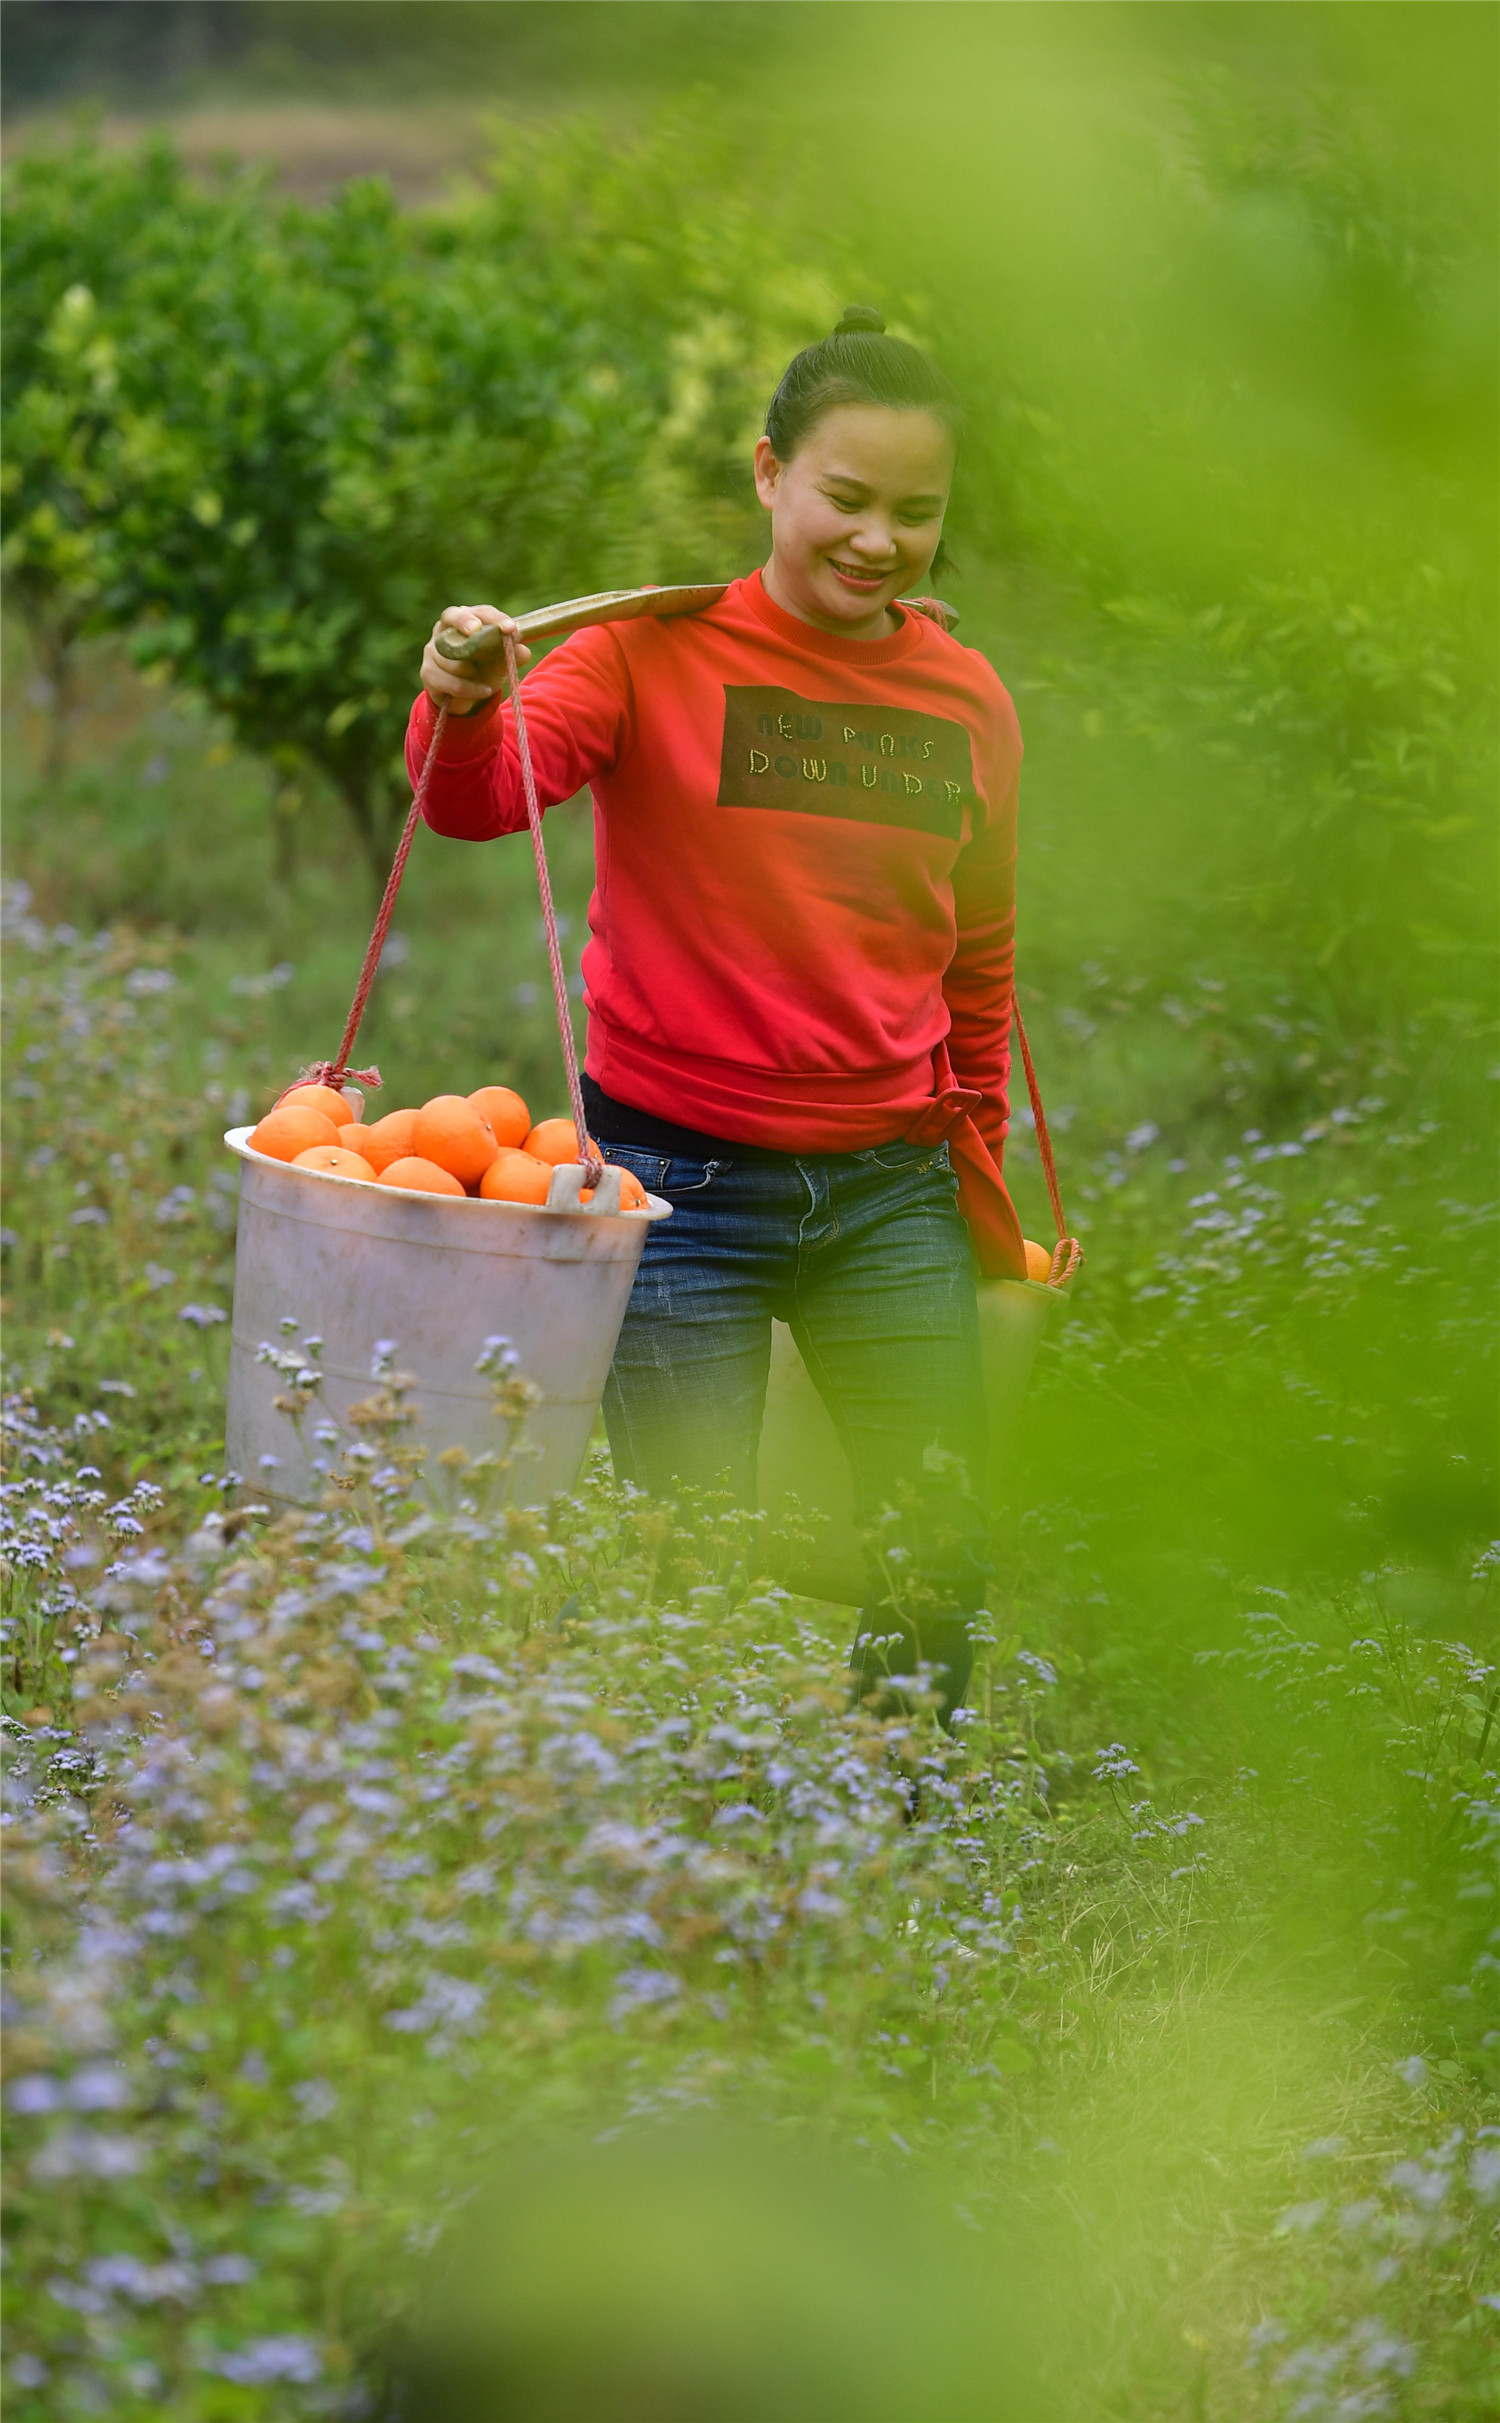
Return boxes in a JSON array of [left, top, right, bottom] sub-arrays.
[[224, 1127, 670, 1222]]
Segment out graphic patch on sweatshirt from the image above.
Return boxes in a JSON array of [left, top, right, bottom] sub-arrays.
[[717, 686, 975, 840]]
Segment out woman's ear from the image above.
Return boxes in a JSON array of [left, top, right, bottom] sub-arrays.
[[753, 436, 783, 514]]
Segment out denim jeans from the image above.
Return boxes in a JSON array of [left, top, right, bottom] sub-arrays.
[[595, 1137, 990, 1647]]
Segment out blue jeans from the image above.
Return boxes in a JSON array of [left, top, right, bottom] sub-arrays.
[[596, 1138, 990, 1638]]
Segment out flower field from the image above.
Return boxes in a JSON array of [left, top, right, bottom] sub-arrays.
[[3, 851, 1495, 2415], [3, 11, 1497, 2414]]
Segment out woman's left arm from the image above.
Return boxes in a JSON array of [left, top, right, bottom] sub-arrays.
[[944, 752, 1019, 1164]]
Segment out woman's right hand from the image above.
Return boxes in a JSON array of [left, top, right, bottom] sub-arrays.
[[420, 604, 533, 716]]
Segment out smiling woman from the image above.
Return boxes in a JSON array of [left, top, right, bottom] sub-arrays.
[[409, 306, 1027, 1732], [754, 402, 956, 639], [755, 304, 963, 639]]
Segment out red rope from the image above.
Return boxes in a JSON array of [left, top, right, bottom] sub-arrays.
[[291, 707, 450, 1100], [504, 630, 602, 1187], [297, 649, 602, 1186], [1013, 1003, 1083, 1286]]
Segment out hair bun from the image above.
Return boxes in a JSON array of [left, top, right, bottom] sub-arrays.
[[832, 304, 885, 336]]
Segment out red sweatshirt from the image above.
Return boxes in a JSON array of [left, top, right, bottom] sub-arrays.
[[406, 569, 1027, 1278]]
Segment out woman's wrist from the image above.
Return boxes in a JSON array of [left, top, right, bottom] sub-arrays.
[[437, 687, 503, 721]]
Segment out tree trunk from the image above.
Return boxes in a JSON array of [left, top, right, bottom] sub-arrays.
[[338, 778, 399, 905], [272, 777, 302, 895], [24, 609, 83, 782], [318, 778, 411, 1076]]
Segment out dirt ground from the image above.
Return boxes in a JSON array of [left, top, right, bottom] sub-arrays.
[[2, 97, 551, 201]]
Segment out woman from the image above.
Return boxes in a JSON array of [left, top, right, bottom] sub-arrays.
[[409, 307, 1027, 1729]]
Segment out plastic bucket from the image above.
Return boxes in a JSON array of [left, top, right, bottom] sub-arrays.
[[223, 1129, 669, 1512], [755, 1278, 1067, 1603]]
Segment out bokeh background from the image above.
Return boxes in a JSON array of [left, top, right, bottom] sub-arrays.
[[3, 6, 1497, 2418]]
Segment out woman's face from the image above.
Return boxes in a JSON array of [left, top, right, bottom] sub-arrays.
[[754, 404, 954, 640]]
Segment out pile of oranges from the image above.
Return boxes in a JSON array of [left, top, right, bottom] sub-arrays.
[[246, 1084, 648, 1210]]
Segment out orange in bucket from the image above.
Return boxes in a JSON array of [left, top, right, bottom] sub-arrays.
[[525, 1117, 596, 1167], [1023, 1238, 1054, 1284], [250, 1103, 341, 1162], [413, 1095, 499, 1186], [479, 1150, 552, 1205], [467, 1085, 531, 1150], [359, 1108, 420, 1173], [279, 1082, 355, 1127], [292, 1144, 377, 1182], [377, 1156, 466, 1198], [582, 1168, 649, 1210]]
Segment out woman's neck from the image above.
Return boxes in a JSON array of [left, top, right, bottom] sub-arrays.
[[760, 556, 899, 643]]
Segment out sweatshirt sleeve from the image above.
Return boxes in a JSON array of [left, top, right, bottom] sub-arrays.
[[404, 625, 636, 840], [943, 678, 1021, 1163]]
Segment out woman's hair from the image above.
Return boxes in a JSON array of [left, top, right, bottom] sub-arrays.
[[763, 306, 963, 461]]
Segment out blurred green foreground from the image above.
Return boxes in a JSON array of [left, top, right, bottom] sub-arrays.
[[2, 6, 1496, 2417]]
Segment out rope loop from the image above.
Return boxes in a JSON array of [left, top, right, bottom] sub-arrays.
[[283, 1060, 383, 1102], [1013, 1003, 1083, 1289]]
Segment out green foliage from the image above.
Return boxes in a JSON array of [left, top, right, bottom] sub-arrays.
[[837, 24, 1498, 1017], [1, 119, 811, 876], [3, 16, 1496, 2415], [0, 900, 236, 1487], [7, 31, 1493, 983]]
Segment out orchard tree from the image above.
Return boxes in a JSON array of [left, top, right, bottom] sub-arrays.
[[2, 121, 822, 886]]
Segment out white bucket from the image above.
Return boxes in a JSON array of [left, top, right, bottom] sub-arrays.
[[223, 1129, 668, 1512], [756, 1278, 1067, 1603]]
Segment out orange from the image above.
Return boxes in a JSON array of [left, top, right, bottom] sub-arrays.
[[582, 1167, 650, 1211], [479, 1150, 552, 1205], [413, 1094, 498, 1186], [249, 1103, 341, 1162], [467, 1085, 531, 1150], [377, 1156, 466, 1199], [279, 1082, 356, 1127], [1023, 1238, 1054, 1284], [291, 1144, 377, 1183], [525, 1117, 598, 1167], [359, 1107, 421, 1174]]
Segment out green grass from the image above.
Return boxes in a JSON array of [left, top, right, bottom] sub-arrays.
[[3, 606, 1496, 2418], [3, 15, 1496, 2403]]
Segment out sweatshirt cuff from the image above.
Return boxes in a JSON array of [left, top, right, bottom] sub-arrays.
[[412, 688, 504, 763]]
